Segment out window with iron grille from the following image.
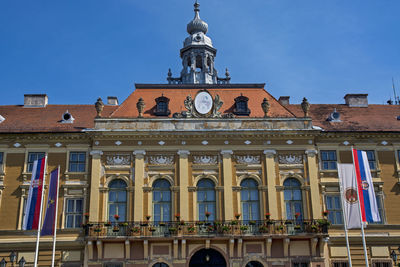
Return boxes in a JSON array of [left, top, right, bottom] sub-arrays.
[[332, 262, 349, 267], [69, 152, 86, 172], [292, 262, 309, 267], [65, 198, 83, 228], [373, 261, 391, 267], [320, 150, 337, 170], [326, 195, 343, 225], [365, 150, 376, 170], [27, 152, 46, 172]]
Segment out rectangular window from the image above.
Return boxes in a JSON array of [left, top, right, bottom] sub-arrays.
[[332, 262, 349, 267], [104, 263, 123, 267], [27, 152, 46, 172], [293, 263, 309, 267], [326, 195, 343, 225], [0, 152, 3, 164], [69, 152, 86, 172], [21, 197, 27, 228], [320, 150, 337, 170], [373, 262, 391, 267], [365, 150, 376, 170], [65, 198, 83, 228]]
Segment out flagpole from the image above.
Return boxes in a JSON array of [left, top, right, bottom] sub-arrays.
[[34, 156, 48, 267], [351, 147, 369, 267], [338, 168, 353, 267], [51, 166, 60, 267]]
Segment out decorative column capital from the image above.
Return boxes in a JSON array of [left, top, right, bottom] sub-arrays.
[[90, 150, 103, 158], [220, 150, 233, 158], [133, 150, 146, 159], [263, 150, 276, 158], [305, 149, 317, 157], [177, 150, 190, 157]]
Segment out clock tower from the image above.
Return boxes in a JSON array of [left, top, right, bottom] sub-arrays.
[[167, 1, 231, 85]]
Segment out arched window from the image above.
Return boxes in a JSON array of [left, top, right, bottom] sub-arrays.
[[152, 263, 169, 267], [154, 96, 171, 116], [284, 178, 303, 220], [108, 179, 127, 222], [153, 179, 171, 222], [240, 179, 260, 221], [197, 179, 216, 221], [245, 261, 264, 267]]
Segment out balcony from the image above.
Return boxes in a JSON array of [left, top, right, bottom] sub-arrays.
[[84, 219, 329, 238]]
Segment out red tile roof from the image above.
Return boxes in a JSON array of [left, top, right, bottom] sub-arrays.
[[286, 104, 400, 132], [111, 84, 296, 118], [0, 105, 117, 133]]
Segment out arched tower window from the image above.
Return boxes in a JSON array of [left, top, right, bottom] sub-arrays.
[[153, 179, 171, 222], [154, 95, 171, 116], [240, 178, 260, 221], [108, 179, 127, 222], [283, 178, 303, 220], [233, 94, 250, 116], [197, 178, 216, 221]]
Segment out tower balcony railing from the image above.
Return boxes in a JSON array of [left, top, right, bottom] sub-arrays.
[[84, 219, 329, 238]]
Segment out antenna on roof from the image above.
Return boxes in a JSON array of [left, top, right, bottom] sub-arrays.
[[392, 77, 399, 105]]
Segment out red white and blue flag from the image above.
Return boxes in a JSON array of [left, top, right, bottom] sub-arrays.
[[352, 149, 381, 223], [22, 157, 47, 230], [41, 168, 59, 236]]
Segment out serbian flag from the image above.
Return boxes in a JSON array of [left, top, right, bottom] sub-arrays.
[[352, 149, 381, 223], [41, 168, 59, 236], [22, 157, 46, 230]]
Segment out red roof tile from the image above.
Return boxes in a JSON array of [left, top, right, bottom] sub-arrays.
[[0, 105, 117, 133], [111, 84, 296, 118], [287, 104, 400, 132]]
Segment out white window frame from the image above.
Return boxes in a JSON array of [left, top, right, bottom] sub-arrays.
[[65, 198, 84, 229]]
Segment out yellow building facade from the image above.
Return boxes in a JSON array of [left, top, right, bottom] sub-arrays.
[[0, 2, 399, 267]]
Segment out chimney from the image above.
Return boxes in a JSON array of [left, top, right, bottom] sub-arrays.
[[24, 94, 48, 107], [278, 96, 290, 106], [107, 96, 119, 106], [344, 94, 368, 107]]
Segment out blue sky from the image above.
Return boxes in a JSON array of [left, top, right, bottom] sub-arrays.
[[0, 0, 399, 105]]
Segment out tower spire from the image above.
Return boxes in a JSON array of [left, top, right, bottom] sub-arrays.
[[167, 1, 231, 85]]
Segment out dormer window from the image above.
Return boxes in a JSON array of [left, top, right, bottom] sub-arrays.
[[154, 95, 171, 116], [327, 108, 341, 122], [61, 110, 75, 123], [233, 95, 250, 116]]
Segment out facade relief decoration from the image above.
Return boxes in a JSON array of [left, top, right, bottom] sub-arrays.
[[235, 155, 260, 164], [278, 154, 303, 165], [193, 155, 218, 165], [148, 155, 174, 165], [105, 154, 131, 166]]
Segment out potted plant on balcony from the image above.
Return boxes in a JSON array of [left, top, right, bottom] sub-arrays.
[[130, 226, 140, 236], [259, 225, 268, 233], [265, 213, 271, 220], [187, 226, 196, 234], [114, 214, 120, 221], [112, 225, 120, 232], [175, 213, 180, 221], [205, 211, 211, 220], [323, 210, 329, 217], [104, 221, 112, 227], [316, 218, 330, 233], [240, 225, 249, 231], [207, 225, 214, 232], [234, 213, 241, 220], [294, 225, 301, 230], [159, 222, 166, 226], [284, 220, 293, 225], [94, 226, 102, 233], [146, 215, 151, 221], [249, 220, 256, 225], [222, 225, 231, 233], [168, 227, 177, 234], [179, 220, 186, 226], [277, 224, 285, 233]]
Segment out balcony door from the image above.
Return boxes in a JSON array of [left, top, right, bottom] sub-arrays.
[[153, 179, 171, 222], [284, 178, 303, 220], [108, 179, 127, 222]]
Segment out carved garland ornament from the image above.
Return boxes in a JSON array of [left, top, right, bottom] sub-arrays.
[[278, 154, 303, 164], [235, 155, 261, 164], [193, 155, 218, 165], [148, 155, 174, 165], [106, 155, 131, 165]]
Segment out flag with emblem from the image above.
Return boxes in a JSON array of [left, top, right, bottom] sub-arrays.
[[352, 149, 381, 223], [41, 168, 60, 236], [338, 163, 362, 229], [22, 157, 47, 230]]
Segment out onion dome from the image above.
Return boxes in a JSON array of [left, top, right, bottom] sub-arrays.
[[187, 1, 208, 35]]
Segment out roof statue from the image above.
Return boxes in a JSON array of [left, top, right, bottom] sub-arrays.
[[167, 1, 231, 85]]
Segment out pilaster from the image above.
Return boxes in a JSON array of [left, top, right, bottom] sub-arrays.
[[125, 240, 130, 259], [133, 150, 146, 221], [178, 150, 190, 220], [96, 240, 103, 259], [283, 238, 290, 257], [221, 150, 234, 220], [305, 149, 322, 219], [89, 150, 103, 222], [264, 150, 278, 219], [266, 238, 272, 257]]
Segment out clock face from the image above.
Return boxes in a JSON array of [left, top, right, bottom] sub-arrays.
[[194, 91, 213, 115]]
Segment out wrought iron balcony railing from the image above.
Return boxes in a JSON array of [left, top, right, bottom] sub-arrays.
[[84, 219, 329, 238]]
